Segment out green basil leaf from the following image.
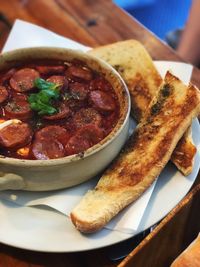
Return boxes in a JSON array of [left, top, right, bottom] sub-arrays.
[[34, 78, 58, 91], [28, 78, 61, 116], [43, 88, 60, 99]]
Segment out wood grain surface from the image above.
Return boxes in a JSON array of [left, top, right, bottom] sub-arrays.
[[0, 1, 199, 266], [119, 184, 200, 267]]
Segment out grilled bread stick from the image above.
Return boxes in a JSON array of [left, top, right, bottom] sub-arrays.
[[71, 72, 200, 233]]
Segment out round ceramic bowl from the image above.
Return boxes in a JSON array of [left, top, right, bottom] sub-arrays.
[[0, 47, 130, 191]]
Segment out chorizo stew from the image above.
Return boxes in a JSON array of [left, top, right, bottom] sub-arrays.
[[0, 59, 120, 160]]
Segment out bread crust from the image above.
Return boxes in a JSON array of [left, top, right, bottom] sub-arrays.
[[70, 72, 200, 233], [170, 234, 200, 267], [171, 126, 196, 175], [88, 40, 197, 176]]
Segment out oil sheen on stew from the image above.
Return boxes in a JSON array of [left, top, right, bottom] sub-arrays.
[[0, 59, 120, 160]]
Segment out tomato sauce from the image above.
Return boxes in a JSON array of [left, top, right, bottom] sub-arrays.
[[0, 59, 120, 160]]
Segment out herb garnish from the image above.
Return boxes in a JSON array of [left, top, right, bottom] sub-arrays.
[[28, 78, 60, 115], [150, 84, 172, 116]]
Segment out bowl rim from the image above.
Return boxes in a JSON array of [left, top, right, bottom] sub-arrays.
[[0, 46, 131, 166]]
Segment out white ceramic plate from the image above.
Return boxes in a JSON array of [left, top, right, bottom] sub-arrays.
[[0, 58, 199, 252]]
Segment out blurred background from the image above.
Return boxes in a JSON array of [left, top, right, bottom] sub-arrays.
[[114, 0, 192, 48]]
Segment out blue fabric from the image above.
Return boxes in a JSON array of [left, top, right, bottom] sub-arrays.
[[114, 0, 192, 39], [114, 0, 156, 9]]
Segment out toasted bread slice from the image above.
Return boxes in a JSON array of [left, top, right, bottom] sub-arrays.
[[171, 126, 197, 175], [171, 234, 200, 267], [88, 40, 197, 175], [89, 40, 162, 121], [70, 72, 200, 233]]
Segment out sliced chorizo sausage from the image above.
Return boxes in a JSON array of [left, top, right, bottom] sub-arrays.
[[32, 138, 65, 160], [0, 122, 32, 149], [1, 68, 16, 83], [35, 125, 70, 146], [65, 136, 90, 156], [4, 94, 33, 120], [69, 82, 88, 101], [43, 102, 71, 120], [78, 124, 104, 144], [73, 108, 102, 129], [89, 77, 112, 92], [47, 75, 68, 90], [65, 124, 104, 156], [36, 65, 65, 75], [0, 86, 8, 103], [66, 99, 85, 112], [66, 65, 92, 81], [101, 111, 118, 135], [10, 68, 40, 92], [89, 90, 116, 112]]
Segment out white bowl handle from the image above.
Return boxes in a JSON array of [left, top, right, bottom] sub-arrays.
[[0, 172, 25, 190]]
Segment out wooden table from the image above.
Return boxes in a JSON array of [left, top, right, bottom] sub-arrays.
[[0, 1, 199, 266]]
